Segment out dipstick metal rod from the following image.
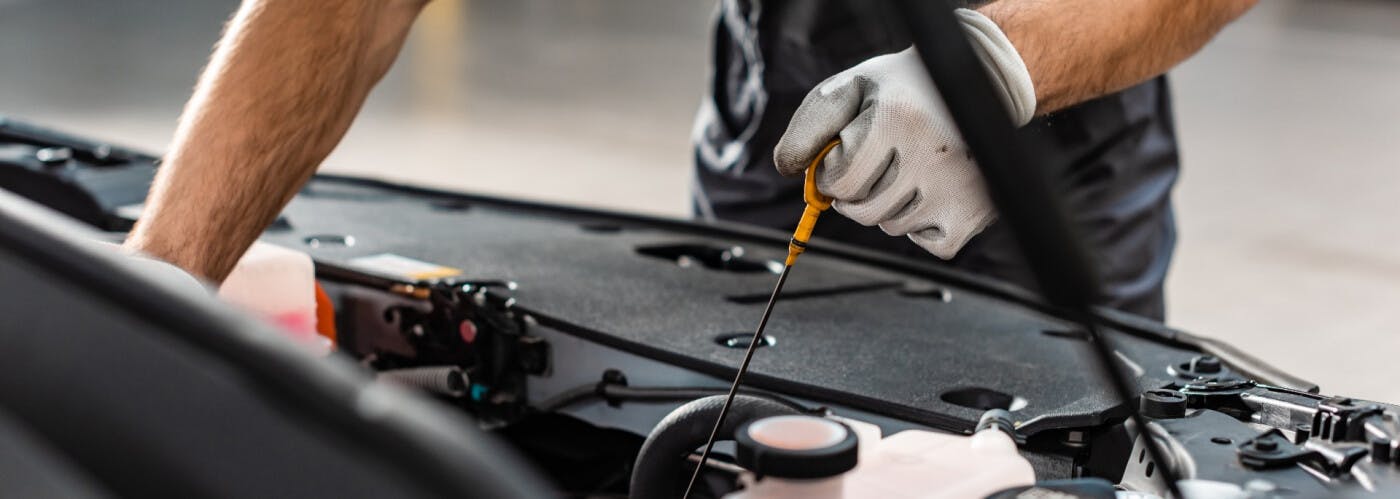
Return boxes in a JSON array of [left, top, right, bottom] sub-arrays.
[[682, 140, 839, 499], [681, 265, 792, 499]]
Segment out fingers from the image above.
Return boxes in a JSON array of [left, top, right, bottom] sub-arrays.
[[818, 103, 912, 201], [907, 228, 958, 260], [831, 155, 916, 226], [905, 209, 996, 260], [773, 72, 863, 176], [861, 165, 996, 260], [875, 192, 933, 237], [908, 228, 964, 260]]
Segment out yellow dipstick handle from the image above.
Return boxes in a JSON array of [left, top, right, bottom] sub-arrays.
[[785, 139, 839, 266]]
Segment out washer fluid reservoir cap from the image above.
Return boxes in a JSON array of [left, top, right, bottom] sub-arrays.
[[735, 415, 858, 479]]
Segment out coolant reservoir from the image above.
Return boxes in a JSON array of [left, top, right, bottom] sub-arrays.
[[727, 410, 1034, 499], [727, 415, 860, 499], [219, 241, 332, 353]]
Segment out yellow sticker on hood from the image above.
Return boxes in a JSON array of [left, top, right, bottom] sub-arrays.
[[347, 253, 462, 281]]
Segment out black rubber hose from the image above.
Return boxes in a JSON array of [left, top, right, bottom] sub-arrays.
[[630, 395, 799, 499]]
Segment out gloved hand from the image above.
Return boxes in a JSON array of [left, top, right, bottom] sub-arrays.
[[774, 8, 1035, 259]]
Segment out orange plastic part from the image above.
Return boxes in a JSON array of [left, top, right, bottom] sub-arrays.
[[313, 282, 337, 343], [785, 139, 839, 266]]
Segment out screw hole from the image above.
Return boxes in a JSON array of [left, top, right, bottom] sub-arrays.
[[637, 243, 779, 274], [1145, 462, 1155, 477], [714, 333, 776, 349], [304, 234, 355, 248], [898, 282, 952, 302], [1211, 437, 1233, 445]]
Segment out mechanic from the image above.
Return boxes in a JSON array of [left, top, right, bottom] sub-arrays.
[[125, 0, 1255, 320]]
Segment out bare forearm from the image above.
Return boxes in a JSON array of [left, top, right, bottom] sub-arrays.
[[980, 0, 1256, 114], [126, 0, 426, 282]]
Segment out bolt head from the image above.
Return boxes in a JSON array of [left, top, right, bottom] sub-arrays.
[[35, 147, 72, 165], [1189, 355, 1222, 373]]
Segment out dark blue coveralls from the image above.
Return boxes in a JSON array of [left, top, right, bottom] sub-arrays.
[[692, 0, 1181, 320]]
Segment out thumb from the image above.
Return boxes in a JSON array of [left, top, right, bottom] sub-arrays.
[[773, 72, 864, 176]]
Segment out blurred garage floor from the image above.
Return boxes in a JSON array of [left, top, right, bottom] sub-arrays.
[[1, 1, 1397, 400]]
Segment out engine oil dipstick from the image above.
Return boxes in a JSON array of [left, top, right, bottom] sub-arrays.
[[683, 140, 839, 499]]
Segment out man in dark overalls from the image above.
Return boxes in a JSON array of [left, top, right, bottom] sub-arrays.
[[694, 1, 1256, 319], [125, 0, 1255, 322]]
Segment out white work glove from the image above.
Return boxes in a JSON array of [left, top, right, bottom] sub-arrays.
[[774, 9, 1036, 259]]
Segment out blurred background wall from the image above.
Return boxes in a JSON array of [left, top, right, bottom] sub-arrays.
[[1, 0, 1397, 400]]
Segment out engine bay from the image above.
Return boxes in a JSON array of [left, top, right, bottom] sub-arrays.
[[4, 118, 1400, 497], [282, 176, 1400, 498]]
